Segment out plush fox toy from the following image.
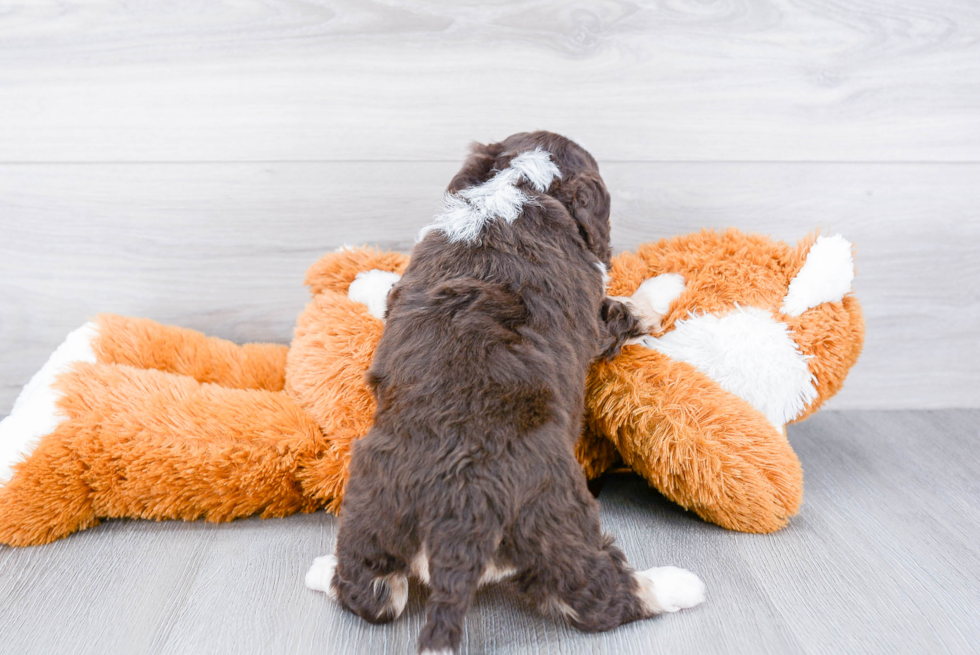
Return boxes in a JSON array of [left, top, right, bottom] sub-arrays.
[[0, 229, 862, 546], [579, 229, 864, 532]]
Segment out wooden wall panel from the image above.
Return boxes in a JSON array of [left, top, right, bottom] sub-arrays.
[[2, 161, 976, 412], [0, 1, 978, 162]]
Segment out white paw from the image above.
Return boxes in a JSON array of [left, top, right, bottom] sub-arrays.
[[0, 322, 98, 485], [635, 566, 706, 613], [348, 269, 402, 321], [305, 554, 338, 598]]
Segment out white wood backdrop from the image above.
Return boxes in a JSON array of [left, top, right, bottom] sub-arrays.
[[1, 0, 978, 412]]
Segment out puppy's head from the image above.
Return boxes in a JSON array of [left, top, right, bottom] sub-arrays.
[[448, 131, 613, 265]]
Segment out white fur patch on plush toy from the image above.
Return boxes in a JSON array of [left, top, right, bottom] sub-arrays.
[[640, 307, 818, 429], [633, 274, 686, 316], [417, 148, 561, 244], [780, 235, 855, 316], [0, 322, 98, 484], [348, 270, 402, 321]]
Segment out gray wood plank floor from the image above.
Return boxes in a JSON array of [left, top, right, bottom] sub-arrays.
[[1, 410, 977, 655]]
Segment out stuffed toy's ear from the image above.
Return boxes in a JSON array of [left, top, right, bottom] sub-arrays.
[[348, 270, 402, 321], [775, 233, 864, 422], [584, 229, 865, 533], [781, 234, 855, 317], [304, 247, 409, 298]]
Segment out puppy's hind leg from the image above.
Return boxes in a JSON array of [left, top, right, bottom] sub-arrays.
[[521, 533, 705, 632], [416, 522, 500, 655], [306, 540, 409, 625], [513, 476, 705, 632]]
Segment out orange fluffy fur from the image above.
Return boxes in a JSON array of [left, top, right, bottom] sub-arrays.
[[0, 233, 862, 545], [587, 229, 864, 531]]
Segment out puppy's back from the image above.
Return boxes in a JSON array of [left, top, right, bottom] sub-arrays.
[[323, 133, 706, 655]]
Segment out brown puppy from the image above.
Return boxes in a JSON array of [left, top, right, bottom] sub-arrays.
[[306, 132, 705, 654]]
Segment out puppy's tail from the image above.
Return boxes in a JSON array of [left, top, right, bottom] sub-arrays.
[[416, 522, 499, 655]]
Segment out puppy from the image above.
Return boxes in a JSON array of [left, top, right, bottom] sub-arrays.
[[306, 132, 705, 654]]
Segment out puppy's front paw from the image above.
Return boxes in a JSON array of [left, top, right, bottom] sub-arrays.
[[626, 273, 687, 335], [610, 295, 663, 335], [635, 566, 706, 613], [305, 554, 338, 598]]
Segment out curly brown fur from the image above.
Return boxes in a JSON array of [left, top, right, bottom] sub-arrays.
[[324, 132, 680, 654]]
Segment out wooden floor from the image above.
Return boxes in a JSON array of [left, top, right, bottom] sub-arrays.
[[0, 410, 977, 655]]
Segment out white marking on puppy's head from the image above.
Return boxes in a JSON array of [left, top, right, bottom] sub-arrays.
[[780, 234, 855, 316], [348, 269, 401, 321], [508, 148, 561, 192], [417, 148, 561, 244]]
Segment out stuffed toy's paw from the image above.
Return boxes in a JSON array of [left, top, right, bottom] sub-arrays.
[[0, 319, 318, 546], [0, 247, 409, 545], [584, 229, 864, 533]]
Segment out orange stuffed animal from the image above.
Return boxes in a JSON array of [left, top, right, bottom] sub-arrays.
[[0, 230, 862, 546], [580, 229, 864, 532], [0, 247, 404, 546]]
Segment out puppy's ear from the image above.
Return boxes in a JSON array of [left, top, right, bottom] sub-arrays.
[[555, 173, 613, 266], [447, 141, 506, 193]]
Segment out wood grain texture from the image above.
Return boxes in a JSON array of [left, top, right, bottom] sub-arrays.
[[1, 161, 977, 413], [0, 410, 977, 654], [1, 0, 979, 162]]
